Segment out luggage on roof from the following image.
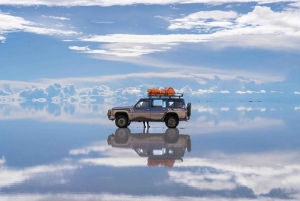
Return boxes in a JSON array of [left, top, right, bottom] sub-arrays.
[[147, 87, 175, 96]]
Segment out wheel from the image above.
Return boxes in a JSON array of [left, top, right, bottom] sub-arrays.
[[164, 128, 179, 143], [115, 128, 130, 144], [115, 115, 128, 128], [187, 103, 192, 117], [165, 115, 179, 128]]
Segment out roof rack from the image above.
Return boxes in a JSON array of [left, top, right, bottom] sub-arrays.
[[148, 93, 183, 98]]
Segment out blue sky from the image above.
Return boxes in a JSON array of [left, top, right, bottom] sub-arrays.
[[1, 0, 300, 101]]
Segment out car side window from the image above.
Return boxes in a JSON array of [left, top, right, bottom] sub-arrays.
[[152, 99, 166, 108], [174, 101, 183, 108], [168, 101, 175, 108], [168, 100, 183, 108], [136, 100, 149, 108]]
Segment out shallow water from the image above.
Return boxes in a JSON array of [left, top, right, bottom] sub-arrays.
[[0, 102, 300, 200]]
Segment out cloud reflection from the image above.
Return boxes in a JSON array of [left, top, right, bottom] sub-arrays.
[[0, 193, 292, 201], [169, 152, 300, 197], [68, 130, 300, 199], [1, 130, 300, 199], [0, 162, 78, 189]]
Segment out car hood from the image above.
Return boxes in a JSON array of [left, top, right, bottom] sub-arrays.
[[112, 106, 133, 110]]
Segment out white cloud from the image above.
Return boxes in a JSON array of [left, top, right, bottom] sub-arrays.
[[72, 43, 169, 57], [220, 90, 230, 93], [220, 107, 230, 111], [236, 90, 255, 94], [0, 193, 290, 201], [121, 87, 142, 95], [168, 10, 238, 30], [295, 91, 300, 94], [79, 34, 209, 45], [80, 68, 279, 85], [0, 89, 11, 96], [236, 6, 300, 35], [68, 5, 300, 60], [236, 90, 267, 94], [41, 15, 70, 21], [92, 21, 114, 24], [40, 72, 206, 85], [192, 89, 214, 95], [236, 107, 253, 111], [0, 157, 5, 165], [236, 107, 266, 112], [0, 12, 78, 41], [69, 46, 91, 51], [197, 107, 214, 113], [32, 98, 47, 102], [289, 2, 300, 8], [0, 0, 298, 6], [168, 6, 300, 37]]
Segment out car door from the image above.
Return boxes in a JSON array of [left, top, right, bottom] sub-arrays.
[[150, 99, 167, 121], [132, 99, 150, 121]]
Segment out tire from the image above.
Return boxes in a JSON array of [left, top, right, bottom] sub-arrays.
[[187, 138, 191, 152], [187, 103, 192, 117], [115, 128, 130, 144], [165, 115, 179, 128], [164, 128, 179, 143], [115, 115, 128, 128]]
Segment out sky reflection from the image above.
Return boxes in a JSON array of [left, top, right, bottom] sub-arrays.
[[0, 102, 300, 200]]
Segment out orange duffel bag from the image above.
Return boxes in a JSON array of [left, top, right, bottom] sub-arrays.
[[166, 87, 175, 96], [147, 88, 160, 96], [147, 87, 175, 96]]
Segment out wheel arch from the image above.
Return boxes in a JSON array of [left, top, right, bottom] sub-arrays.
[[115, 111, 129, 120], [164, 112, 179, 121]]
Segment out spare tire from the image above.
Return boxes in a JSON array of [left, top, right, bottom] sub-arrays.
[[187, 138, 191, 152], [187, 103, 192, 117]]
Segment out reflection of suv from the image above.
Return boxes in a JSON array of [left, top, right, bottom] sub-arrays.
[[107, 128, 191, 167], [107, 94, 191, 128]]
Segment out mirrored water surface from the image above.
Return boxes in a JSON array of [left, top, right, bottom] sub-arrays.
[[1, 102, 300, 200]]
